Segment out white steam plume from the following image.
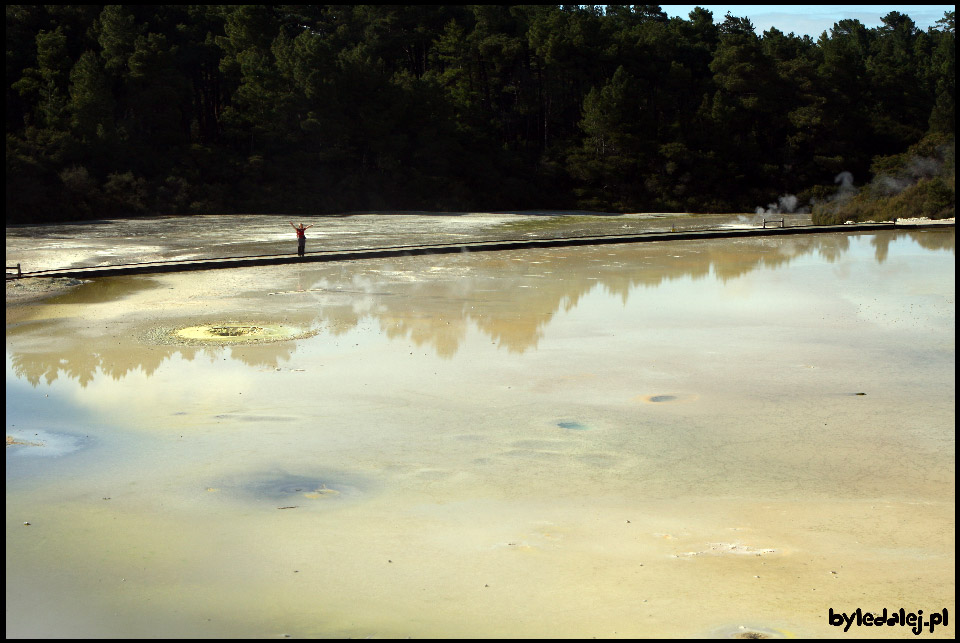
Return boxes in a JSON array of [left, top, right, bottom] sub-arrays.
[[755, 193, 807, 215]]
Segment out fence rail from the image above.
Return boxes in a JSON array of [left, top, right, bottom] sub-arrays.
[[6, 263, 22, 279]]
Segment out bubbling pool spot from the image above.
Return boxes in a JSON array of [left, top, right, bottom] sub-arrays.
[[6, 430, 89, 457], [556, 420, 588, 430], [635, 393, 699, 405], [710, 625, 788, 639], [150, 323, 316, 345], [208, 325, 263, 337], [649, 395, 677, 403], [221, 471, 368, 507]]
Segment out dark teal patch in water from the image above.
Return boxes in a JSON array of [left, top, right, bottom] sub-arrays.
[[648, 395, 677, 403], [557, 421, 588, 430], [228, 470, 368, 505]]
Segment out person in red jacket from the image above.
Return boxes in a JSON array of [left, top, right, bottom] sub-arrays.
[[290, 221, 314, 257]]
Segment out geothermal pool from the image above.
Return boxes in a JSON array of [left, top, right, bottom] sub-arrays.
[[5, 228, 955, 638]]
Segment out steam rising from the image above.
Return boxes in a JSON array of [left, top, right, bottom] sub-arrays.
[[834, 171, 856, 200], [871, 155, 943, 196], [756, 171, 859, 217], [756, 194, 802, 215]]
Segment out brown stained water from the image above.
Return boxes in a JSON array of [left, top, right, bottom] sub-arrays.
[[5, 228, 955, 638]]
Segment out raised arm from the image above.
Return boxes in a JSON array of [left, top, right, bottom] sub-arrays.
[[290, 221, 299, 230], [305, 224, 315, 229]]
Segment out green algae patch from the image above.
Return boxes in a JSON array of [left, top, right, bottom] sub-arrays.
[[149, 322, 317, 346]]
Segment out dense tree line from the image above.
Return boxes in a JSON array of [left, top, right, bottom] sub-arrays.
[[5, 5, 955, 223]]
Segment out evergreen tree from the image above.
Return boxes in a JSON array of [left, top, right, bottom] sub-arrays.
[[3, 5, 955, 222]]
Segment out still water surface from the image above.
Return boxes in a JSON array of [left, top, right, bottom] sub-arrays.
[[6, 230, 955, 638]]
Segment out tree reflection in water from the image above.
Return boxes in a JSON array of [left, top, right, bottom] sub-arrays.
[[7, 230, 953, 387]]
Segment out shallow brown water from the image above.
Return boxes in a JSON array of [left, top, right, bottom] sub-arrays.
[[6, 228, 955, 638]]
